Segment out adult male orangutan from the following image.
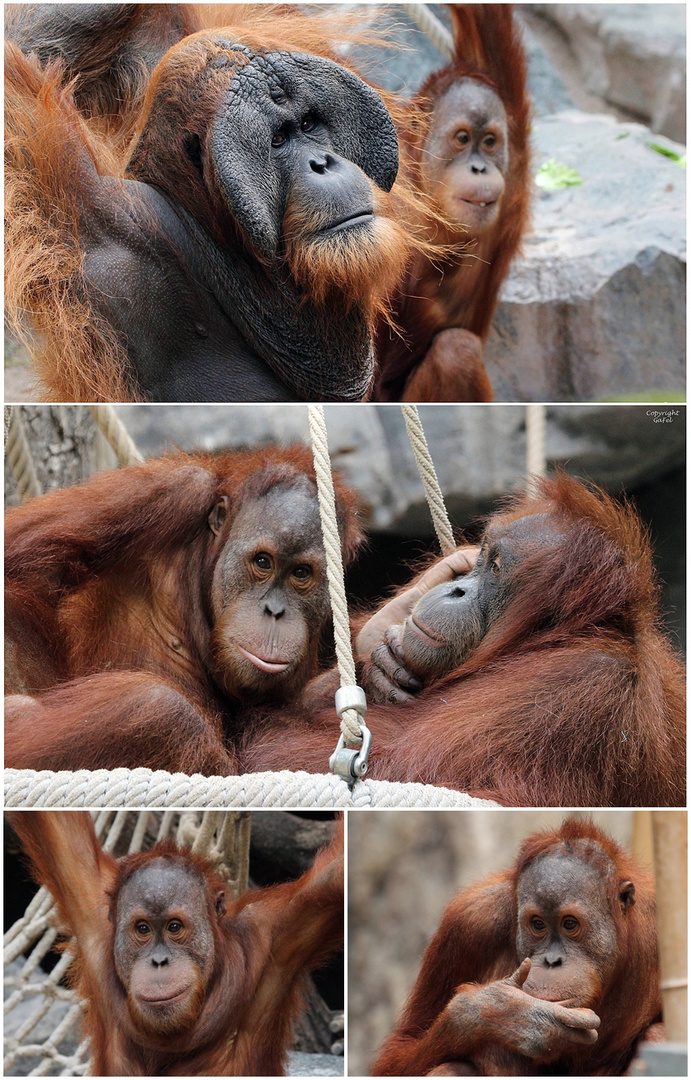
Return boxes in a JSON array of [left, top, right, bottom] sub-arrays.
[[5, 5, 419, 402]]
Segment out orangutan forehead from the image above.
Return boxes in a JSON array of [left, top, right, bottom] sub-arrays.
[[484, 511, 563, 551], [435, 78, 507, 127], [230, 481, 323, 555], [118, 858, 205, 915], [517, 850, 612, 911]]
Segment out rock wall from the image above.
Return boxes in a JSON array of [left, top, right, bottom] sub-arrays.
[[119, 403, 685, 534]]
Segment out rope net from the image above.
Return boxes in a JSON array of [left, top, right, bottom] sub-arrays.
[[4, 811, 250, 1077]]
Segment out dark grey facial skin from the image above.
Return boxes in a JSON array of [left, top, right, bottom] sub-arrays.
[[209, 478, 330, 697], [211, 49, 399, 257], [215, 481, 328, 625], [400, 513, 563, 678], [114, 860, 215, 999], [516, 851, 623, 1007], [422, 78, 509, 235]]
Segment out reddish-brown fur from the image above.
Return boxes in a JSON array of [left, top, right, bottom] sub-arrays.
[[5, 4, 202, 148], [4, 7, 438, 401], [375, 4, 531, 401], [8, 811, 344, 1077], [371, 819, 663, 1076], [241, 474, 685, 807], [4, 446, 361, 775]]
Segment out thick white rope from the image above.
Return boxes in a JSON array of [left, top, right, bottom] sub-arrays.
[[308, 406, 363, 747], [402, 3, 454, 60], [4, 769, 497, 809], [401, 405, 456, 556], [88, 404, 143, 466], [526, 404, 547, 493], [5, 407, 41, 502]]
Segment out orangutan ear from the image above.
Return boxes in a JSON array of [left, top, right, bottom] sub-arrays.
[[215, 889, 227, 919], [208, 496, 230, 537], [619, 880, 636, 914]]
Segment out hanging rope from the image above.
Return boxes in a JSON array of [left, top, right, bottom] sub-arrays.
[[402, 3, 454, 60], [308, 407, 371, 786], [401, 404, 456, 555], [5, 407, 41, 502], [89, 404, 143, 466], [526, 404, 547, 494]]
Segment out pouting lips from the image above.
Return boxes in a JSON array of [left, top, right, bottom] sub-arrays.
[[321, 210, 373, 234], [524, 986, 585, 1006], [138, 987, 190, 1006], [409, 614, 446, 646], [236, 645, 290, 674]]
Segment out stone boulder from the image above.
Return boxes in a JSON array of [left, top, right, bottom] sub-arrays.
[[530, 4, 686, 142], [485, 112, 685, 401]]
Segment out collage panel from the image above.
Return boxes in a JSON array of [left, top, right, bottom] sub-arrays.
[[3, 401, 687, 1074], [5, 810, 345, 1076], [348, 810, 687, 1077], [4, 4, 684, 406], [4, 403, 685, 808]]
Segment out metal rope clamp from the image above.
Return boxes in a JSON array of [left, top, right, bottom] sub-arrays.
[[329, 685, 372, 787]]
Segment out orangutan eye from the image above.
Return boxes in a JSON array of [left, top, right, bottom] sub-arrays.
[[167, 920, 184, 934], [562, 917, 579, 932], [271, 130, 286, 148], [301, 113, 317, 133], [483, 133, 497, 149], [253, 553, 272, 571], [135, 922, 151, 936], [455, 130, 470, 146], [530, 916, 546, 931], [292, 565, 312, 582], [489, 556, 501, 576]]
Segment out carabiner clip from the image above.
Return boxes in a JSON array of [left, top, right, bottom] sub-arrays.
[[329, 723, 372, 788]]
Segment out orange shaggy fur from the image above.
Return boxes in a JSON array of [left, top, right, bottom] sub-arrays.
[[5, 6, 447, 401]]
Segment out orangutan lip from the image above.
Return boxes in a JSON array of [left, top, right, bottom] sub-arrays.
[[236, 645, 290, 674], [461, 197, 496, 208], [526, 988, 580, 1004], [409, 614, 445, 646], [139, 988, 189, 1006], [322, 210, 373, 233]]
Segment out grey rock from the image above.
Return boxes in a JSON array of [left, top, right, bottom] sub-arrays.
[[339, 7, 449, 97], [118, 403, 685, 534], [531, 4, 686, 141], [521, 20, 575, 117], [287, 1050, 344, 1076], [343, 5, 574, 117], [485, 112, 685, 401]]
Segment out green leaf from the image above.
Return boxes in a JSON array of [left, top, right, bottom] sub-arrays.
[[535, 159, 583, 190], [646, 142, 686, 168], [603, 391, 686, 403]]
